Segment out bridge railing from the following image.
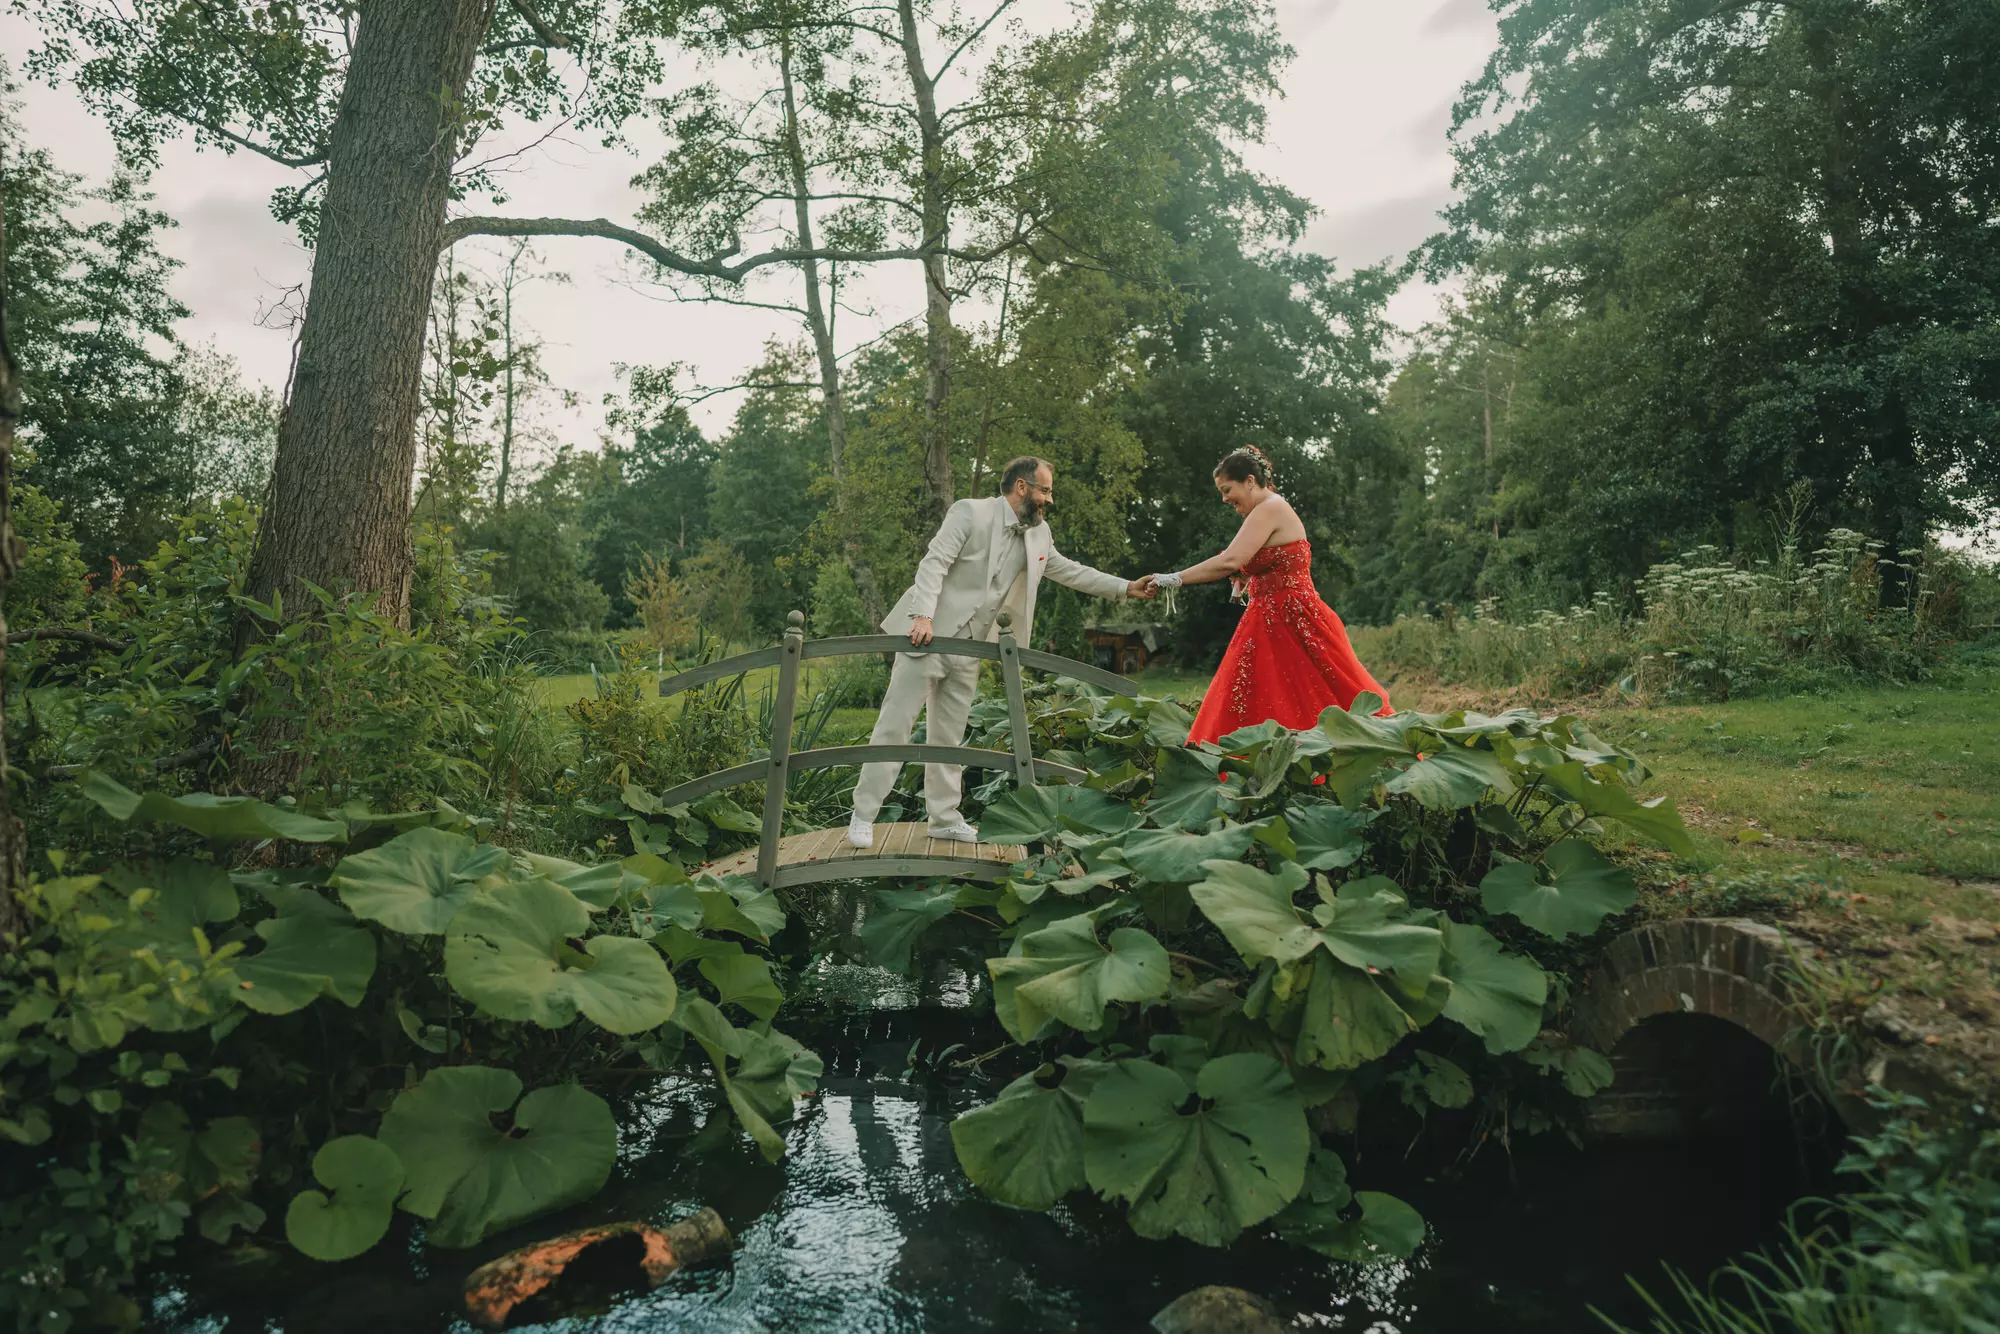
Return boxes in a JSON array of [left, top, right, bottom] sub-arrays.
[[656, 609, 1131, 887]]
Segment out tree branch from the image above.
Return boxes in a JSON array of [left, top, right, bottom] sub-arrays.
[[504, 0, 575, 49], [5, 627, 130, 652], [187, 115, 328, 169], [443, 215, 962, 280]]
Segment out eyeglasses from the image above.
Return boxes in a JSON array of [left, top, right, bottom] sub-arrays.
[[1029, 483, 1054, 497]]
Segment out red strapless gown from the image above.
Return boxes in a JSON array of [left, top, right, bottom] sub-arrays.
[[1185, 540, 1392, 747]]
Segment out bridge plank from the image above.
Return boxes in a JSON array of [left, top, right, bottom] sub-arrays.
[[694, 822, 1028, 885]]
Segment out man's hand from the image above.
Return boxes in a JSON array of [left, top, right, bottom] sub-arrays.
[[1127, 576, 1158, 600], [908, 616, 935, 646]]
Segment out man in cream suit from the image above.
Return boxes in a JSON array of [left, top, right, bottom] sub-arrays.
[[847, 456, 1154, 847]]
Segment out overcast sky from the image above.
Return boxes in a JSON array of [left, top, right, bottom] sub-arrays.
[[2, 0, 1498, 450]]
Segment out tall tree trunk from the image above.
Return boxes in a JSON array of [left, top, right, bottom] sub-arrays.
[[969, 229, 1019, 497], [497, 241, 519, 514], [897, 0, 956, 527], [0, 161, 27, 934], [245, 0, 496, 625], [780, 25, 887, 626]]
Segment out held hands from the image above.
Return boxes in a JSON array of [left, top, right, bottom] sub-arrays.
[[908, 616, 935, 646], [1127, 575, 1158, 600]]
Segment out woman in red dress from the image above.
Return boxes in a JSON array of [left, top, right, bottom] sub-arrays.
[[1150, 447, 1392, 746]]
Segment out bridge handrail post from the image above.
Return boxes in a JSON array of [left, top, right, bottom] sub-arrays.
[[996, 611, 1035, 788], [757, 611, 806, 888]]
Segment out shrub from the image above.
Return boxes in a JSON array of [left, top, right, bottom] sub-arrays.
[[1360, 527, 1996, 701], [856, 683, 1697, 1257], [0, 787, 818, 1332]]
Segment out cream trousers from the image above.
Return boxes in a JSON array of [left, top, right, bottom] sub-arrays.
[[849, 651, 982, 828]]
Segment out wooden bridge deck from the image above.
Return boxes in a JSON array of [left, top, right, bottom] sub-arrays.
[[699, 822, 1028, 890]]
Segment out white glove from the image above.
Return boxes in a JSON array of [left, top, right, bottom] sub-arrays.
[[1150, 571, 1184, 589]]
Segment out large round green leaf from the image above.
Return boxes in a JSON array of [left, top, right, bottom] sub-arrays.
[[1383, 747, 1514, 810], [988, 914, 1169, 1042], [1121, 824, 1260, 886], [1537, 760, 1695, 858], [1309, 877, 1443, 992], [1293, 954, 1423, 1070], [444, 880, 677, 1034], [693, 875, 787, 942], [285, 1136, 404, 1261], [1146, 748, 1243, 831], [1188, 859, 1317, 968], [1438, 920, 1547, 1054], [951, 1059, 1108, 1212], [698, 951, 783, 1021], [1281, 801, 1372, 870], [376, 1066, 617, 1249], [1480, 841, 1637, 939], [1083, 1053, 1309, 1246], [85, 772, 349, 843], [673, 996, 822, 1161], [332, 827, 510, 934], [856, 886, 957, 972], [1275, 1150, 1426, 1264], [980, 784, 1145, 844], [236, 913, 377, 1014]]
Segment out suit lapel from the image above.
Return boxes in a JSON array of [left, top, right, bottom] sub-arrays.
[[980, 497, 1010, 588]]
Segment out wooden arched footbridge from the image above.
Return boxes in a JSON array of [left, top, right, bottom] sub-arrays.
[[656, 611, 1129, 890]]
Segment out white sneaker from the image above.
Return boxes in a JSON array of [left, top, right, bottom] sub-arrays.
[[928, 820, 980, 844], [846, 816, 875, 849]]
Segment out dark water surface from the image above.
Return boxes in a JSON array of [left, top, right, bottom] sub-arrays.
[[157, 959, 1831, 1334]]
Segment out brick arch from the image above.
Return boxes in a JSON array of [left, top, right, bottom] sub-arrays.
[[1564, 917, 1853, 1133], [1569, 918, 1803, 1056]]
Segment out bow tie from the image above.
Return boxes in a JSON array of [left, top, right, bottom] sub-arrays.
[[1004, 516, 1025, 534]]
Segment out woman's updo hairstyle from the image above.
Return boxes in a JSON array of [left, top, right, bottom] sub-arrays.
[[1213, 444, 1275, 489]]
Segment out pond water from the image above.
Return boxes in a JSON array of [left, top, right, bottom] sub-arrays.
[[158, 955, 1835, 1334]]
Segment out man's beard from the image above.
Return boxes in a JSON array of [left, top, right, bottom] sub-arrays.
[[1015, 495, 1047, 527]]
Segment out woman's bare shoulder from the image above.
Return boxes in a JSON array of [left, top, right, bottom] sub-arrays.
[[1261, 495, 1308, 544]]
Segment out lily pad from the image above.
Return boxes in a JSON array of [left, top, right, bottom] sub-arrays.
[[285, 1136, 404, 1261], [1438, 920, 1547, 1054], [444, 880, 677, 1034], [1083, 1053, 1309, 1245], [377, 1065, 617, 1249], [1480, 841, 1637, 939], [988, 914, 1170, 1042], [332, 827, 510, 935]]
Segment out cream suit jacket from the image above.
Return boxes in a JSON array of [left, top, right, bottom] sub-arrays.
[[881, 496, 1127, 645]]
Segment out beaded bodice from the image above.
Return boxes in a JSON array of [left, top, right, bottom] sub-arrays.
[[1244, 539, 1315, 600]]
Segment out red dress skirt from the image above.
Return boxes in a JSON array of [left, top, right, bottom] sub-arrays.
[[1185, 540, 1392, 747]]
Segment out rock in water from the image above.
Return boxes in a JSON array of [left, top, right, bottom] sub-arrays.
[[463, 1209, 734, 1329], [1150, 1285, 1289, 1334]]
